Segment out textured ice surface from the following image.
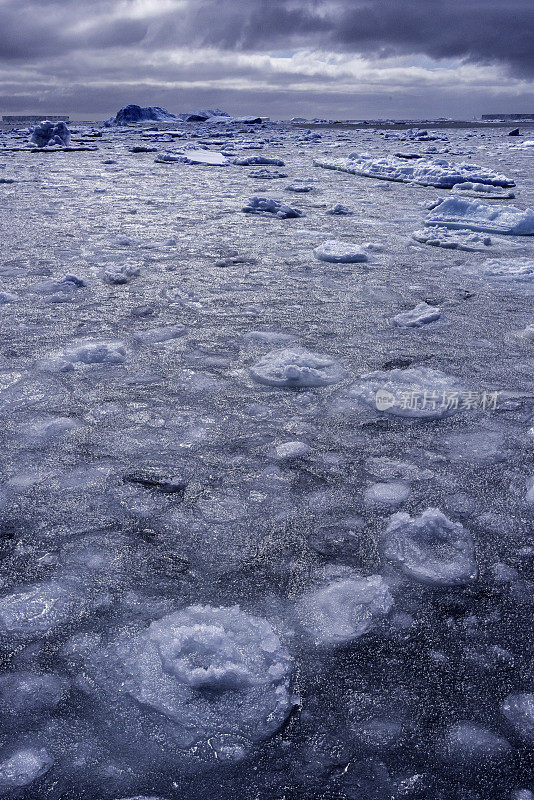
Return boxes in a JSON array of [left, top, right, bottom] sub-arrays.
[[425, 197, 534, 234], [297, 573, 394, 645], [242, 196, 303, 218], [83, 605, 295, 756], [313, 240, 369, 263], [380, 509, 478, 586], [442, 722, 511, 761], [233, 156, 285, 167], [314, 155, 514, 187], [250, 347, 346, 387], [392, 302, 441, 327]]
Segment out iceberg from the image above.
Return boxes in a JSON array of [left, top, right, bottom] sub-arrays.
[[30, 120, 71, 148], [105, 105, 179, 125]]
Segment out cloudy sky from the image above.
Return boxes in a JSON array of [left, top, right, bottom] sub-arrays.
[[1, 0, 534, 119]]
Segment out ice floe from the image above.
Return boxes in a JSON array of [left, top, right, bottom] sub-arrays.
[[155, 149, 228, 165], [313, 240, 369, 263], [0, 747, 53, 791], [380, 508, 478, 586], [250, 347, 346, 388], [297, 573, 394, 645], [502, 694, 534, 742], [82, 605, 296, 756], [412, 226, 492, 250], [425, 197, 534, 235], [242, 197, 303, 218], [392, 302, 442, 327], [314, 155, 514, 188], [339, 367, 465, 420]]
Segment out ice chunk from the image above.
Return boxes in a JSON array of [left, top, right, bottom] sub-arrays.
[[286, 182, 313, 193], [0, 672, 69, 715], [45, 340, 127, 371], [155, 149, 228, 165], [392, 302, 441, 327], [502, 693, 534, 742], [466, 258, 534, 283], [233, 156, 285, 166], [342, 367, 464, 420], [0, 581, 84, 636], [412, 226, 492, 250], [249, 169, 288, 179], [451, 182, 515, 199], [297, 574, 394, 645], [242, 197, 303, 218], [442, 722, 511, 760], [30, 120, 70, 148], [425, 198, 534, 235], [0, 747, 53, 791], [314, 155, 514, 188], [274, 441, 310, 460], [134, 325, 186, 344], [364, 482, 411, 506], [326, 204, 353, 215], [85, 605, 295, 753], [380, 508, 478, 586], [250, 347, 346, 388], [313, 240, 369, 263]]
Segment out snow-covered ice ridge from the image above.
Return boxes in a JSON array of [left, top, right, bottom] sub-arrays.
[[314, 154, 515, 188], [0, 116, 533, 800]]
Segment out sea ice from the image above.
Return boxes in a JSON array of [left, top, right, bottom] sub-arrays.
[[392, 302, 441, 327], [297, 573, 394, 645], [425, 198, 534, 235], [313, 240, 369, 263], [250, 347, 346, 388], [380, 508, 478, 586], [0, 580, 93, 636], [83, 605, 296, 755], [242, 197, 303, 218], [0, 672, 69, 715], [30, 120, 71, 148], [0, 747, 53, 791]]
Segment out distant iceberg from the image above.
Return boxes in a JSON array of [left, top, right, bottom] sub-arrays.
[[104, 104, 180, 125]]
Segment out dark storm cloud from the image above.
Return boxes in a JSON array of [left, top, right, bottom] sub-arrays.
[[174, 0, 534, 75], [1, 0, 533, 73]]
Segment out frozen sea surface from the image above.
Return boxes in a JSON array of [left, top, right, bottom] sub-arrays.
[[0, 120, 533, 799]]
